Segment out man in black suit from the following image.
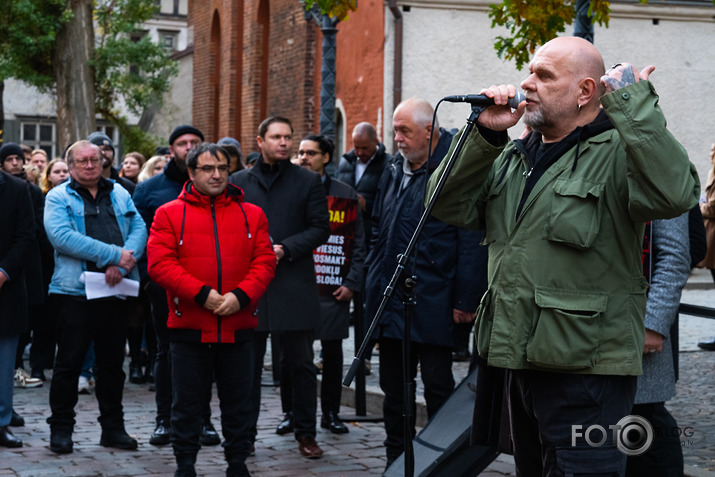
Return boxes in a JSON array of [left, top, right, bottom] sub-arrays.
[[0, 170, 35, 448], [229, 117, 330, 459], [336, 122, 390, 242]]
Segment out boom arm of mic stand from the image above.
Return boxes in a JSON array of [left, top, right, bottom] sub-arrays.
[[343, 104, 484, 387]]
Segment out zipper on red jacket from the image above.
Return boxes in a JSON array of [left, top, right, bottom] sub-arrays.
[[211, 199, 223, 343]]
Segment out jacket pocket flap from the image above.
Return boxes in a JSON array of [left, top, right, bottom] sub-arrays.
[[553, 179, 603, 199], [535, 287, 608, 313]]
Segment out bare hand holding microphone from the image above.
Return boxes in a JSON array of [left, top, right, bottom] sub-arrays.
[[444, 85, 526, 131]]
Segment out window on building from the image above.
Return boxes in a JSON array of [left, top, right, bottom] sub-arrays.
[[159, 30, 179, 51], [20, 120, 56, 158]]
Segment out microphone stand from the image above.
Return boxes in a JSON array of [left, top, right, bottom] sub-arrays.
[[343, 102, 489, 476]]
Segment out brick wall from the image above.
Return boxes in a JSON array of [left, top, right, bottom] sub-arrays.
[[191, 0, 385, 156]]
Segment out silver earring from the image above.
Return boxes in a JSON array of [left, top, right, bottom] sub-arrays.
[[577, 103, 582, 113]]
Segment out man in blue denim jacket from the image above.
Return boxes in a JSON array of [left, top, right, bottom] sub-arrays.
[[43, 140, 147, 454]]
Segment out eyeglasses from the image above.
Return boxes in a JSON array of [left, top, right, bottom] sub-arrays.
[[298, 150, 321, 157], [195, 164, 229, 174], [74, 158, 101, 166]]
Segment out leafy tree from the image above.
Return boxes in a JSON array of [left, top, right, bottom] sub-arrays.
[[94, 0, 177, 154], [303, 0, 357, 21], [489, 0, 715, 70], [0, 0, 176, 151]]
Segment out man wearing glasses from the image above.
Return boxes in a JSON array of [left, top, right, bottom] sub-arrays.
[[44, 140, 147, 454], [133, 125, 222, 448], [148, 143, 275, 477]]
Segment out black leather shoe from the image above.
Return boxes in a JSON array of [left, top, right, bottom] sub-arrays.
[[50, 429, 73, 454], [100, 429, 138, 450], [199, 420, 220, 446], [321, 411, 348, 434], [31, 369, 46, 381], [0, 426, 22, 448], [697, 337, 715, 351], [149, 421, 171, 446], [10, 409, 24, 427], [129, 361, 146, 384], [275, 411, 294, 435]]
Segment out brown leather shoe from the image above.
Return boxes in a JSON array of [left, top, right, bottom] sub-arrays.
[[297, 435, 323, 459]]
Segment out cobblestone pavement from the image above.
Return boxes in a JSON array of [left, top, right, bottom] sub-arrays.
[[4, 269, 715, 476]]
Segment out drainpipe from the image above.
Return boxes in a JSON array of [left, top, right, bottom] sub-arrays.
[[388, 0, 402, 151]]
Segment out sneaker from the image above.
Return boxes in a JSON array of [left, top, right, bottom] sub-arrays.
[[14, 368, 43, 388], [78, 375, 94, 395]]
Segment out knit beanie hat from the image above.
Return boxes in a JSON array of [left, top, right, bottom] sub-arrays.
[[87, 132, 114, 154], [169, 125, 204, 145], [0, 142, 25, 166]]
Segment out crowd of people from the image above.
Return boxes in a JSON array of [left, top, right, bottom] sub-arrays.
[[0, 36, 710, 477]]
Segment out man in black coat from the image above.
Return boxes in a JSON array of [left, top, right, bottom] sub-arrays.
[[0, 142, 51, 387], [335, 122, 390, 243], [0, 170, 35, 448], [229, 117, 330, 459]]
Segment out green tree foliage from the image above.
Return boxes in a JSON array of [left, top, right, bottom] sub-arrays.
[[0, 0, 176, 149], [303, 0, 357, 21], [0, 0, 69, 88], [94, 0, 177, 120], [489, 0, 715, 70], [93, 0, 178, 154], [489, 0, 613, 70]]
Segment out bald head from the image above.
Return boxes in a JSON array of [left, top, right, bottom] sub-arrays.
[[352, 122, 379, 164], [538, 36, 606, 100], [521, 36, 606, 142]]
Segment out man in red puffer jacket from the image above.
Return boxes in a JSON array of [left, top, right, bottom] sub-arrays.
[[148, 142, 275, 477]]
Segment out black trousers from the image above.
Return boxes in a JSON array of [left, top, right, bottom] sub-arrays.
[[319, 339, 343, 414], [626, 402, 684, 477], [378, 337, 454, 458], [507, 369, 637, 477], [47, 295, 129, 432], [248, 330, 317, 441], [145, 279, 173, 424], [279, 338, 343, 415], [170, 340, 254, 460], [146, 279, 212, 426]]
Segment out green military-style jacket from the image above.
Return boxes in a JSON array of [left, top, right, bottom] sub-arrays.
[[427, 81, 699, 375]]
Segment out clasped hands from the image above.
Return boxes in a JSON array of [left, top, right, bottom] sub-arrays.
[[204, 289, 241, 316], [105, 248, 137, 287]]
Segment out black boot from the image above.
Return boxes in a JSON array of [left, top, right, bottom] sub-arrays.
[[175, 454, 197, 477], [129, 361, 146, 384], [226, 450, 251, 477]]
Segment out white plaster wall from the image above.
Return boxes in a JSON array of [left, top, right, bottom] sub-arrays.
[[384, 1, 715, 188], [4, 80, 56, 119]]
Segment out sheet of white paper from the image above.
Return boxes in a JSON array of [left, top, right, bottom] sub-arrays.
[[81, 271, 140, 300]]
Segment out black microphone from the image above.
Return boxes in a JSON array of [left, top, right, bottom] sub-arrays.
[[443, 91, 525, 109]]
